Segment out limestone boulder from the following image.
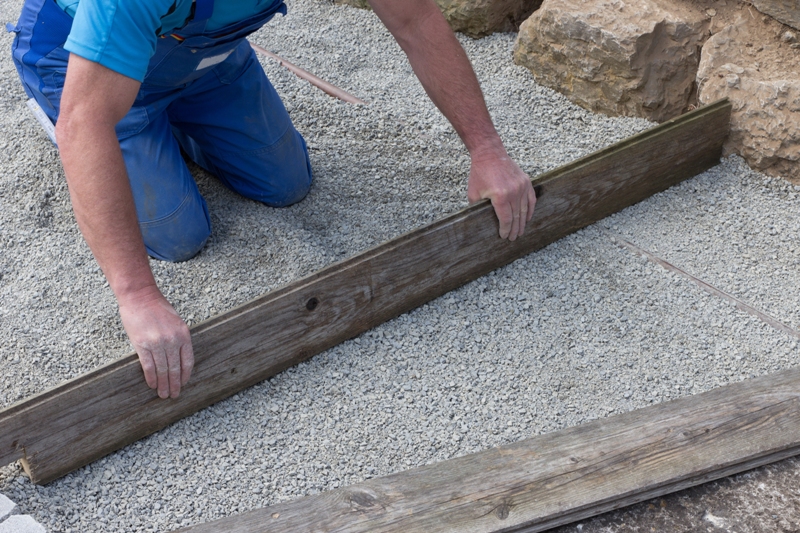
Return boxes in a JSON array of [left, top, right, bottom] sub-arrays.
[[436, 0, 542, 37], [697, 18, 800, 182], [335, 0, 370, 9], [334, 0, 542, 38], [513, 0, 709, 122], [751, 0, 800, 32]]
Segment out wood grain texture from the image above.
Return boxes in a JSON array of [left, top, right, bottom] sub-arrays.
[[0, 100, 732, 485], [174, 366, 800, 533]]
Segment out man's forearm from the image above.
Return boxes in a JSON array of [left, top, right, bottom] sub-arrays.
[[57, 53, 156, 303], [58, 115, 157, 302], [367, 0, 536, 241], [370, 0, 504, 158]]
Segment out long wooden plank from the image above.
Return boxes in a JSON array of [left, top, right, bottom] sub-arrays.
[[174, 367, 800, 533], [0, 100, 732, 485]]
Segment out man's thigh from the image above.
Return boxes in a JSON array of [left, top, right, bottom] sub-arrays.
[[166, 41, 313, 207], [117, 110, 212, 262]]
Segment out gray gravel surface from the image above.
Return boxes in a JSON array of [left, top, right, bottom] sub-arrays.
[[1, 0, 798, 531]]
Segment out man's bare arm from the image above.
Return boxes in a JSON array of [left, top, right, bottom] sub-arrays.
[[368, 0, 536, 240], [56, 54, 193, 398]]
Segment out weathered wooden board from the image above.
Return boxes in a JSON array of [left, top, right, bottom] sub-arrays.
[[174, 366, 800, 533], [0, 100, 732, 485]]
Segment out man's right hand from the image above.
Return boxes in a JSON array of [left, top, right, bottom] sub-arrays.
[[118, 287, 194, 399]]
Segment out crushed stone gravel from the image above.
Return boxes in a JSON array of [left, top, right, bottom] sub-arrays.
[[0, 0, 798, 531]]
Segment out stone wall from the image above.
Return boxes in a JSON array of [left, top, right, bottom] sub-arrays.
[[696, 17, 800, 182], [751, 0, 800, 31], [511, 0, 799, 183]]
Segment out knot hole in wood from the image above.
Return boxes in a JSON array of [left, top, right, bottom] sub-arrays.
[[348, 488, 380, 510], [495, 502, 511, 520]]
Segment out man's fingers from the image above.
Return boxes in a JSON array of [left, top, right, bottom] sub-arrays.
[[517, 181, 536, 236], [492, 198, 513, 239], [138, 350, 158, 390], [167, 345, 182, 399], [180, 342, 194, 387], [152, 349, 169, 399], [470, 156, 535, 241], [517, 193, 528, 238], [527, 184, 537, 222], [510, 211, 521, 241], [119, 292, 195, 397], [135, 338, 192, 398]]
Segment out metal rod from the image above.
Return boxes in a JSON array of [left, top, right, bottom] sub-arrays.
[[610, 232, 800, 340], [249, 42, 367, 105]]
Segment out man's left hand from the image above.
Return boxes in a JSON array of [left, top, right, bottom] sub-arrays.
[[467, 150, 537, 241], [367, 0, 537, 238]]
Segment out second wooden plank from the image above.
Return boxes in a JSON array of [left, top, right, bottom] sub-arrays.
[[175, 366, 800, 533]]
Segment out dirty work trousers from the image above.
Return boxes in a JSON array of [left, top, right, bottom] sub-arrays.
[[10, 0, 312, 261]]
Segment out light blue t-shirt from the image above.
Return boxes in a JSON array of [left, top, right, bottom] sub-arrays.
[[57, 0, 280, 81]]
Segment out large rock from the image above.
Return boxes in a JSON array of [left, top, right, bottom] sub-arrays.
[[697, 18, 800, 183], [436, 0, 542, 36], [513, 0, 709, 122], [751, 0, 800, 32], [334, 0, 542, 38], [0, 494, 17, 523]]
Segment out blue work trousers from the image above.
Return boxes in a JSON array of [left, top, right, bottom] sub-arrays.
[[10, 0, 312, 261]]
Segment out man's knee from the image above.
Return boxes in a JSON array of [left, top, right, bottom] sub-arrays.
[[140, 193, 211, 262], [219, 127, 313, 207], [265, 156, 313, 207]]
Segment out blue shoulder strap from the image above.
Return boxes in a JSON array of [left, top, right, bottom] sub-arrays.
[[193, 0, 214, 21]]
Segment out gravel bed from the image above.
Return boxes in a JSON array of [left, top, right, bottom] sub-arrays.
[[1, 0, 798, 531], [615, 160, 800, 331]]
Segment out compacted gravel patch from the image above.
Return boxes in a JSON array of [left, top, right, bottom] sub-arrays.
[[0, 0, 798, 531]]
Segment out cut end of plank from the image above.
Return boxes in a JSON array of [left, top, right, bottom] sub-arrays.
[[20, 457, 33, 481]]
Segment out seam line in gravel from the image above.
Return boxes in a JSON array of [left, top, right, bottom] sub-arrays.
[[609, 232, 800, 341]]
